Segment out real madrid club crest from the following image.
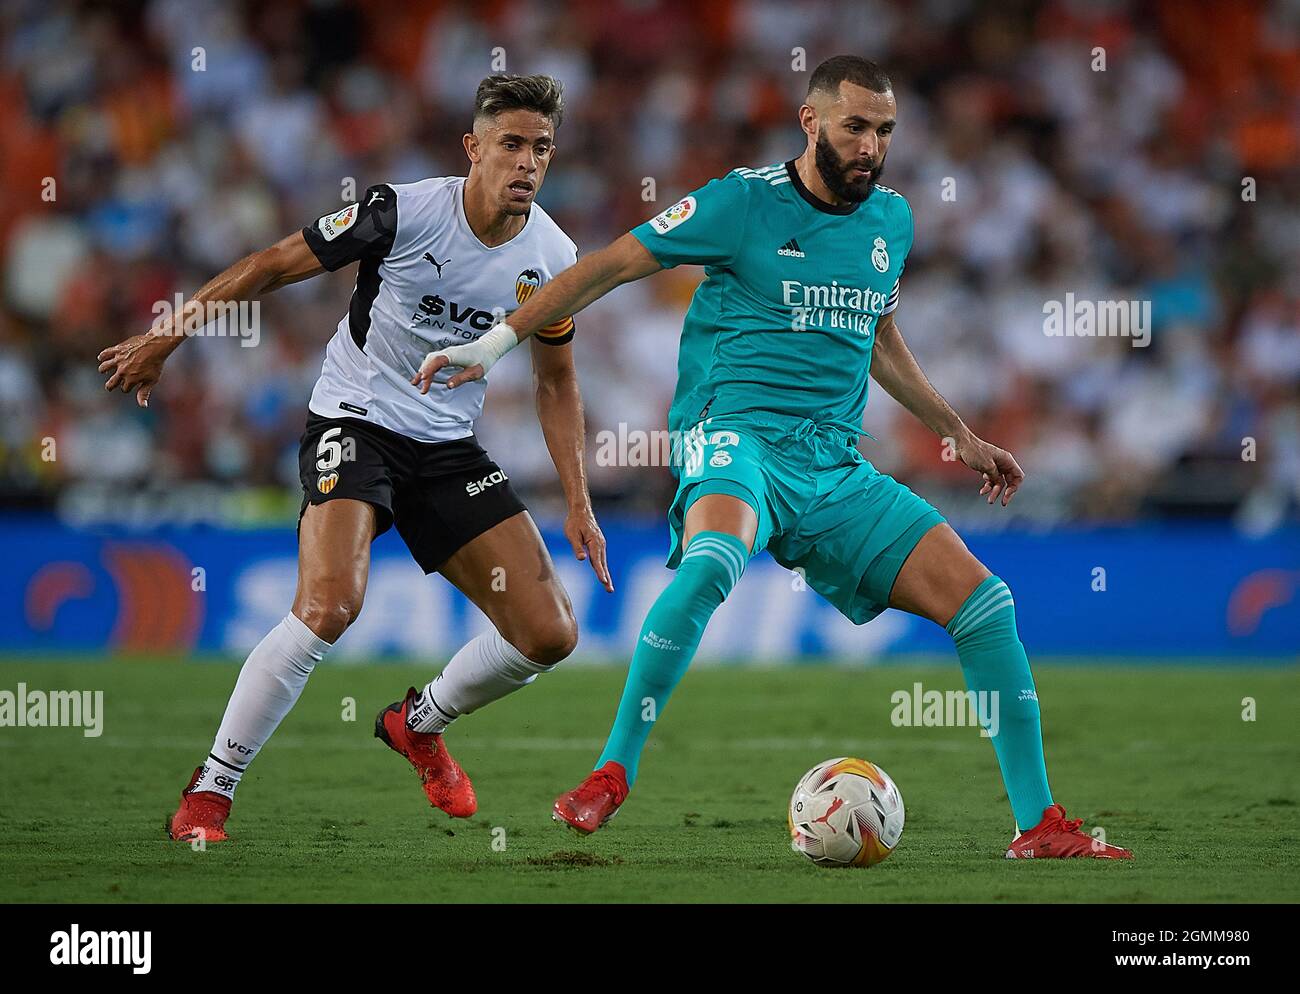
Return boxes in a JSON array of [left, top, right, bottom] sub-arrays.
[[515, 269, 542, 305], [871, 236, 889, 273], [318, 470, 339, 494]]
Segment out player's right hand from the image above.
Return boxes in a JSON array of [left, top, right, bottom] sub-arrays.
[[411, 347, 486, 394], [97, 331, 172, 407], [412, 324, 519, 393], [955, 433, 1024, 506]]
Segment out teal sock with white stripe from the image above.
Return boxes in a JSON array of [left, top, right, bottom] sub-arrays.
[[595, 531, 748, 786], [947, 575, 1053, 830]]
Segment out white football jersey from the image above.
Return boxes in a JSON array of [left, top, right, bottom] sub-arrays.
[[301, 176, 577, 443]]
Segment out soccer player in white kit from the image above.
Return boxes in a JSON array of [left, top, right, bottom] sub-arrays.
[[97, 75, 610, 841]]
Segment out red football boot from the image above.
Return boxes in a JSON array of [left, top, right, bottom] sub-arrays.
[[552, 762, 629, 834], [1005, 803, 1133, 859], [168, 766, 232, 843], [375, 688, 476, 818]]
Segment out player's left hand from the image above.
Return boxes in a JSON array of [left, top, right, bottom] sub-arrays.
[[565, 506, 613, 592], [955, 433, 1024, 506]]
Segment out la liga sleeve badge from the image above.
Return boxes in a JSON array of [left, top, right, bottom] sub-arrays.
[[648, 196, 696, 234], [317, 204, 360, 242]]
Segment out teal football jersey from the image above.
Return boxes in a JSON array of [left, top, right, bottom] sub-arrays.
[[630, 160, 913, 437]]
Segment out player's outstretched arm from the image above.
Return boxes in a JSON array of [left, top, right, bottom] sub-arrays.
[[97, 231, 325, 407], [412, 232, 661, 393], [870, 310, 1024, 506], [530, 337, 613, 592]]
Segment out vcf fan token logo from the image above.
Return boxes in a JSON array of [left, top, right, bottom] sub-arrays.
[[515, 268, 542, 305], [318, 471, 339, 494]]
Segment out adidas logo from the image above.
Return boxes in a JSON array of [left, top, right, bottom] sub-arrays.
[[777, 238, 806, 258]]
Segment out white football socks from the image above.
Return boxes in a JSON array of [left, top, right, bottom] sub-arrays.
[[193, 613, 331, 800], [406, 630, 554, 734]]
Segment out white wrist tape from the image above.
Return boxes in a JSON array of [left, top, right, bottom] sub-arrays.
[[424, 322, 518, 379]]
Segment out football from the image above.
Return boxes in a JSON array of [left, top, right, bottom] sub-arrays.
[[788, 757, 905, 868]]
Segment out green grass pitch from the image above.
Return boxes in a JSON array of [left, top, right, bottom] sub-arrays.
[[0, 659, 1296, 903]]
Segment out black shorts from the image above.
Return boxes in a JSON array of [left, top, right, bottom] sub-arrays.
[[297, 413, 527, 573]]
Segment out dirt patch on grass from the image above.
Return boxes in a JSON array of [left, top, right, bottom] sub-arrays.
[[526, 851, 623, 868]]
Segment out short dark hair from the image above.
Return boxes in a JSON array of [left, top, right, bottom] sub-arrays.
[[474, 74, 565, 129], [807, 56, 892, 98]]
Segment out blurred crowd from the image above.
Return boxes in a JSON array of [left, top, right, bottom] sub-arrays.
[[0, 0, 1297, 529]]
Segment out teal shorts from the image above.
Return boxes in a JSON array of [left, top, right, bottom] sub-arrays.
[[667, 412, 945, 624]]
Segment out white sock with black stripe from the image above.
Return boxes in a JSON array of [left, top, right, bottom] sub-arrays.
[[407, 630, 554, 735], [193, 613, 331, 800]]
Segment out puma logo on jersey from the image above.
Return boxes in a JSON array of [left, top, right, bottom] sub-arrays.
[[367, 190, 385, 206], [777, 238, 806, 258], [465, 470, 508, 496], [423, 253, 450, 277]]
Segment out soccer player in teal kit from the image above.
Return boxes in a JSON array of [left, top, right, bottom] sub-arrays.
[[416, 56, 1132, 859]]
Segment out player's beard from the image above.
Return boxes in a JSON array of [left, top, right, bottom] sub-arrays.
[[814, 129, 882, 203]]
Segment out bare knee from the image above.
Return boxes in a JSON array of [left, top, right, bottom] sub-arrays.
[[890, 522, 991, 626], [293, 588, 364, 643], [511, 610, 578, 666]]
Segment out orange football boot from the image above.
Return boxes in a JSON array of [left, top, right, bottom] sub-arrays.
[[375, 688, 477, 818], [1006, 803, 1133, 859], [552, 761, 629, 834], [168, 765, 232, 843]]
